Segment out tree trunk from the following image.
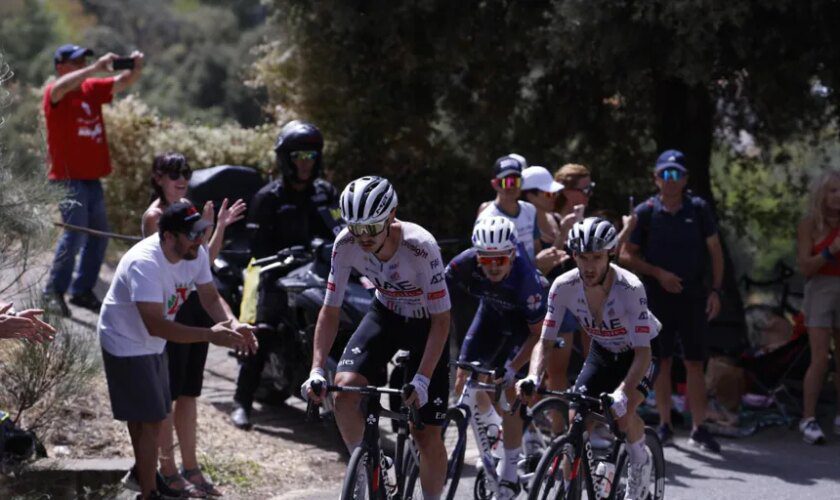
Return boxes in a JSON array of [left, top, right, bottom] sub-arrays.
[[652, 79, 749, 356]]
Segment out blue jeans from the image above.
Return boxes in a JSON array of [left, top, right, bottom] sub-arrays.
[[45, 179, 109, 296]]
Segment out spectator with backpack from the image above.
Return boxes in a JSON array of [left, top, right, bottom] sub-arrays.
[[620, 149, 725, 453]]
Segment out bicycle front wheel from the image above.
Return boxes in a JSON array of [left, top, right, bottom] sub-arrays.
[[403, 407, 468, 500], [341, 447, 387, 500], [613, 427, 665, 500], [528, 434, 582, 500]]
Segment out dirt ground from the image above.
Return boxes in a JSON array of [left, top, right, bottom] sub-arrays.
[[1, 251, 345, 499]]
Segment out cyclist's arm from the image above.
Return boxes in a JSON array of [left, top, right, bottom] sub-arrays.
[[311, 305, 341, 371], [528, 278, 565, 381], [417, 310, 450, 379], [620, 345, 652, 395], [510, 321, 541, 372], [312, 235, 354, 370]]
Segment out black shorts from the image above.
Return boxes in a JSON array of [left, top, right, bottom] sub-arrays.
[[647, 284, 708, 361], [458, 302, 530, 374], [573, 342, 658, 403], [337, 300, 449, 426], [168, 292, 213, 399], [102, 349, 171, 422]]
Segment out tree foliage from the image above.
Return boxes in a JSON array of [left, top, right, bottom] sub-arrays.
[[256, 0, 840, 265]]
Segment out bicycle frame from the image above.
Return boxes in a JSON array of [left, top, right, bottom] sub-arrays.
[[453, 362, 506, 495]]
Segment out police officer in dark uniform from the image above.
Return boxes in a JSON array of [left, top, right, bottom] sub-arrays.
[[231, 120, 339, 428]]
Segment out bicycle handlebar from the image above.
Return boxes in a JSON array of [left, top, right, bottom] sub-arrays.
[[305, 381, 424, 428]]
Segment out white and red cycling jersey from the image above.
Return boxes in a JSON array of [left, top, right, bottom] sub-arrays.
[[542, 263, 659, 353], [324, 221, 451, 319]]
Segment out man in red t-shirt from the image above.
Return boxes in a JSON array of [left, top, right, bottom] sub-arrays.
[[43, 44, 144, 316]]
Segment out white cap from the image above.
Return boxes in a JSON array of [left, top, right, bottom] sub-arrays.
[[522, 166, 563, 193]]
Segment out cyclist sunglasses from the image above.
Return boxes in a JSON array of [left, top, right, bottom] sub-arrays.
[[658, 168, 685, 181], [290, 150, 319, 161], [477, 253, 513, 267], [347, 221, 388, 237], [166, 168, 192, 181], [492, 176, 522, 190]]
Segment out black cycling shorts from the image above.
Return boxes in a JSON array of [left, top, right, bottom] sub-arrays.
[[337, 300, 449, 426], [572, 342, 658, 403], [458, 302, 530, 374]]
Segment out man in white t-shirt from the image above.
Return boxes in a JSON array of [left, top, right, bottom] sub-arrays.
[[98, 202, 257, 500]]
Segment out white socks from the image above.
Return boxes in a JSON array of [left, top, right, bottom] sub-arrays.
[[498, 446, 522, 482], [626, 437, 646, 465]]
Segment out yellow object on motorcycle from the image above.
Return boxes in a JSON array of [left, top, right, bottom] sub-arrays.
[[238, 258, 260, 324]]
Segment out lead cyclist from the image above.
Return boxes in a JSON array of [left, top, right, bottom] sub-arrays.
[[302, 176, 451, 500], [516, 217, 660, 500]]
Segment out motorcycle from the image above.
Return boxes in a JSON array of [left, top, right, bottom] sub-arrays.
[[253, 238, 375, 410]]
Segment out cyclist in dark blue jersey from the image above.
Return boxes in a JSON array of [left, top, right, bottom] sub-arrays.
[[445, 216, 547, 499]]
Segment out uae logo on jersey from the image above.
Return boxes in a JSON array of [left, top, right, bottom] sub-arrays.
[[526, 294, 542, 310]]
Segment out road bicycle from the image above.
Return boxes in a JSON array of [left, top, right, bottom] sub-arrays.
[[522, 385, 665, 500]]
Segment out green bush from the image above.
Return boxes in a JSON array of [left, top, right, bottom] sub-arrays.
[[102, 95, 276, 237]]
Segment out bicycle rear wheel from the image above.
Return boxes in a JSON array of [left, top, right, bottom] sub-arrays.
[[528, 434, 582, 500], [403, 407, 468, 500], [612, 427, 665, 500], [341, 447, 387, 500]]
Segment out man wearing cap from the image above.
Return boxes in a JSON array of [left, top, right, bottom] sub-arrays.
[[620, 149, 725, 453], [98, 201, 257, 500], [42, 44, 144, 316]]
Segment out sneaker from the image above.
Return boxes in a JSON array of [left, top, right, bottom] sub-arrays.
[[42, 292, 71, 318], [799, 417, 826, 445], [623, 452, 652, 500], [497, 479, 521, 500], [655, 423, 673, 446], [689, 425, 721, 453], [833, 415, 840, 436], [230, 405, 252, 430], [68, 290, 102, 312]]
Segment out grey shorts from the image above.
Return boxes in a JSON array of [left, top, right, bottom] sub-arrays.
[[803, 275, 840, 329], [102, 349, 172, 422]]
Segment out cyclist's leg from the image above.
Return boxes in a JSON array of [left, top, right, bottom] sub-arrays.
[[409, 338, 450, 498], [334, 303, 395, 453], [570, 343, 614, 431], [456, 302, 504, 417]]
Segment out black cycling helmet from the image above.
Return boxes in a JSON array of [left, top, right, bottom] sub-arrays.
[[274, 120, 324, 182]]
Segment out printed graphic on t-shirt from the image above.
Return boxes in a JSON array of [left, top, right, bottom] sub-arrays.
[[166, 283, 191, 317]]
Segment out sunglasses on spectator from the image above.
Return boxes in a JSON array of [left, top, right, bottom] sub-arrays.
[[166, 168, 192, 181], [180, 229, 204, 241], [658, 168, 685, 181], [567, 182, 596, 196], [290, 150, 319, 161], [492, 176, 522, 190], [477, 252, 513, 267], [348, 221, 388, 237]]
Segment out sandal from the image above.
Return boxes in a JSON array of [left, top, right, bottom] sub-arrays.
[[182, 466, 223, 497], [161, 471, 207, 498]]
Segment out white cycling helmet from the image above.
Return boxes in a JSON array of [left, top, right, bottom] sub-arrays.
[[339, 176, 398, 225], [472, 216, 518, 252], [566, 217, 618, 254]]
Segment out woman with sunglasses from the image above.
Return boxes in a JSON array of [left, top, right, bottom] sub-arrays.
[[446, 216, 550, 499], [302, 176, 452, 500], [141, 153, 247, 497]]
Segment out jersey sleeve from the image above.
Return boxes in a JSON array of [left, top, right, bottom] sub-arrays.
[[323, 233, 354, 308], [540, 278, 567, 341], [519, 265, 548, 324], [694, 197, 719, 238], [626, 281, 658, 348], [423, 242, 451, 314], [444, 249, 474, 295], [128, 259, 164, 304], [194, 247, 213, 286]]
